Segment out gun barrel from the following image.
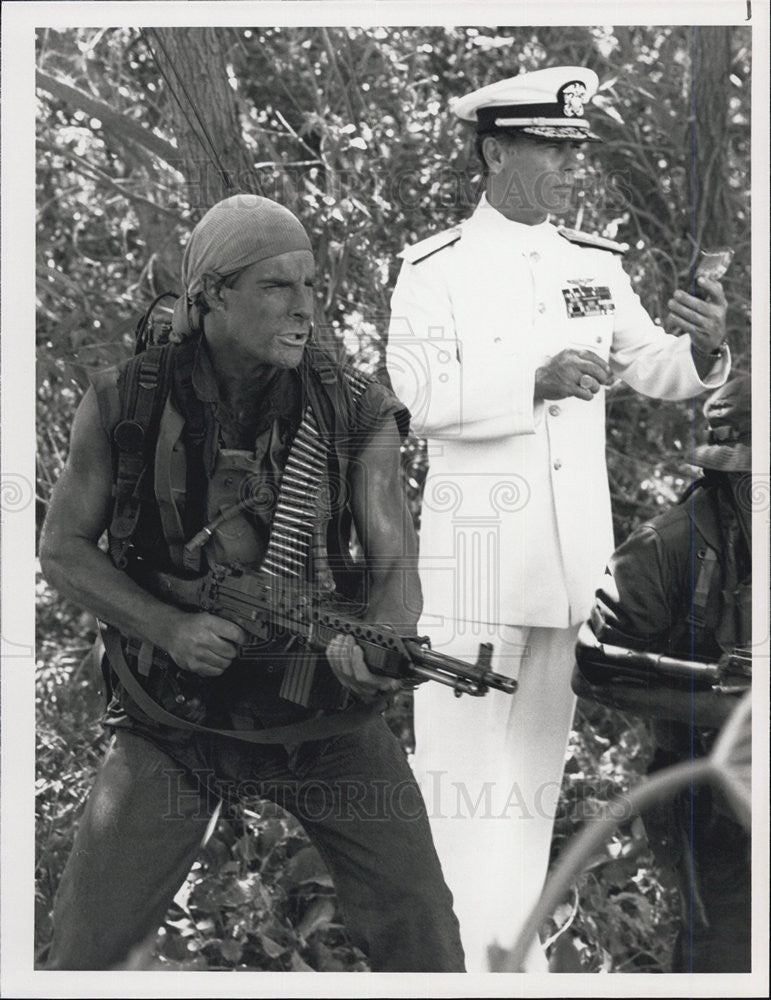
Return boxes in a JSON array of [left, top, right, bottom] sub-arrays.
[[409, 663, 484, 696], [578, 639, 723, 685], [410, 644, 518, 694], [651, 652, 721, 682]]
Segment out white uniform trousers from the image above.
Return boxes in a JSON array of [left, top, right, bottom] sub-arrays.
[[411, 621, 580, 971]]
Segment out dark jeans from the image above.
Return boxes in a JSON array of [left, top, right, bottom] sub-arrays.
[[46, 717, 465, 972]]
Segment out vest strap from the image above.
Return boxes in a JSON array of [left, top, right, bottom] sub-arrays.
[[153, 398, 187, 567], [109, 344, 176, 569], [690, 547, 718, 628]]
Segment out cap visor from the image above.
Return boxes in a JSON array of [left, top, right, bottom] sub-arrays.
[[520, 125, 602, 142]]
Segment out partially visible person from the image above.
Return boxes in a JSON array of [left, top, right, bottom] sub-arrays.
[[575, 374, 752, 972], [386, 65, 730, 970]]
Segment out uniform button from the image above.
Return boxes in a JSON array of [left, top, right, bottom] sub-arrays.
[[596, 336, 603, 344], [549, 405, 561, 417], [553, 459, 562, 470], [493, 336, 502, 343], [537, 302, 546, 314], [224, 476, 234, 486], [530, 251, 541, 263]]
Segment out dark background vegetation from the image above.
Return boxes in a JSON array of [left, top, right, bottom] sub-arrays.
[[35, 24, 750, 971]]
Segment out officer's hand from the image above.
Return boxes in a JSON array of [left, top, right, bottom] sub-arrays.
[[535, 349, 611, 402], [326, 634, 401, 700], [667, 277, 727, 353], [165, 612, 247, 676]]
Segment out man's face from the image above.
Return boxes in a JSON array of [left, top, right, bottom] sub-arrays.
[[215, 249, 315, 369], [487, 133, 585, 223]]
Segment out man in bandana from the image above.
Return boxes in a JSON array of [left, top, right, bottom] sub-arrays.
[[40, 195, 465, 971]]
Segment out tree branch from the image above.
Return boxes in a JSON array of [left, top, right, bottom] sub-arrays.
[[37, 139, 184, 222], [36, 69, 181, 169]]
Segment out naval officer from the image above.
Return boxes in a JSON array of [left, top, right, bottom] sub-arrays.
[[385, 65, 730, 970]]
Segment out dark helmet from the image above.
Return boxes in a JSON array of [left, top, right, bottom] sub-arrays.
[[694, 375, 751, 473]]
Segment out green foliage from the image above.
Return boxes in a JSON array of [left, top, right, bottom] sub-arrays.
[[549, 700, 679, 972], [153, 806, 368, 971], [35, 578, 107, 961], [35, 24, 751, 538], [35, 24, 750, 973]]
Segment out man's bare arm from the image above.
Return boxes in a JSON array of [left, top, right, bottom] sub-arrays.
[[326, 417, 421, 696], [39, 387, 245, 676], [350, 418, 423, 630]]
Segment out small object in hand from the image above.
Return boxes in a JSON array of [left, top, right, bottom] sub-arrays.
[[693, 248, 733, 298]]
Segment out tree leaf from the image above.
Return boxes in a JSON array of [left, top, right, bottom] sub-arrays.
[[296, 897, 336, 940], [285, 846, 333, 887], [219, 937, 244, 963], [259, 932, 287, 958]]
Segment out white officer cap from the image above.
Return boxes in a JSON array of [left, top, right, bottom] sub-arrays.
[[451, 66, 602, 142]]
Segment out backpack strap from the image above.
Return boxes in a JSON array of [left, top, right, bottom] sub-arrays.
[[153, 397, 187, 568], [109, 344, 176, 569]]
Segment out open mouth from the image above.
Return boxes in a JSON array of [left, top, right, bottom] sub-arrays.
[[279, 332, 309, 347]]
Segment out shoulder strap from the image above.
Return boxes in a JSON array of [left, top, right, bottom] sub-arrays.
[[398, 226, 462, 264], [681, 484, 724, 648], [109, 343, 176, 569], [557, 227, 628, 255], [153, 396, 187, 568], [687, 547, 719, 632]]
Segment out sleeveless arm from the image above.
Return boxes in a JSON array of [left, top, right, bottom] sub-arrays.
[[39, 387, 246, 673], [349, 416, 422, 632]]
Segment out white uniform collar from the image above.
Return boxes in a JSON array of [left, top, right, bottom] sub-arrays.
[[471, 194, 558, 244]]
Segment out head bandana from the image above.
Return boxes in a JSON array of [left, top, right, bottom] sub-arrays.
[[172, 194, 312, 336]]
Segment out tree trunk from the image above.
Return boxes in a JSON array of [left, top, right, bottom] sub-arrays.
[[147, 27, 255, 218], [687, 27, 735, 252], [148, 27, 336, 352]]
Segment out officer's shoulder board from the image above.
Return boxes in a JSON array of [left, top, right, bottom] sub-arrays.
[[398, 227, 462, 264], [558, 227, 629, 256]]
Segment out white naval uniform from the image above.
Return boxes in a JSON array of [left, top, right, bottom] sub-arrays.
[[386, 195, 730, 970]]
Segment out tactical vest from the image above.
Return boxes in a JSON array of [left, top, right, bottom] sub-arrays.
[[92, 335, 405, 743], [671, 479, 751, 660], [93, 335, 377, 594]]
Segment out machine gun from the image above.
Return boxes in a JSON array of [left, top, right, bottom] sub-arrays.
[[572, 621, 751, 726], [135, 563, 517, 709]]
